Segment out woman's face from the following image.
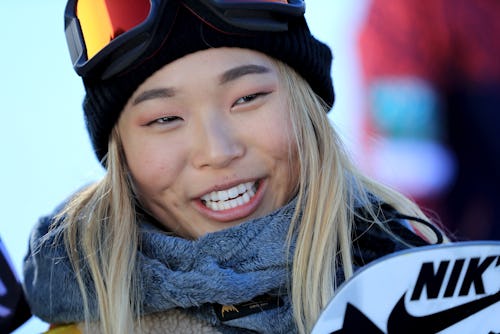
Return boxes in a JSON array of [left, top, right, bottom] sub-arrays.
[[118, 48, 298, 238]]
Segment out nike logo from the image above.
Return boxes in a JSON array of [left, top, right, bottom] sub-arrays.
[[330, 290, 500, 333], [388, 290, 500, 333]]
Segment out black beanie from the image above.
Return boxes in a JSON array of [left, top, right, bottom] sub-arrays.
[[82, 1, 334, 162]]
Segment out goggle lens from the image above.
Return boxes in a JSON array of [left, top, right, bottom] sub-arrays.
[[76, 0, 151, 59]]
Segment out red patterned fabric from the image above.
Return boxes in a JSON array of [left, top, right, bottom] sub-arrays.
[[359, 0, 500, 88], [358, 0, 500, 240]]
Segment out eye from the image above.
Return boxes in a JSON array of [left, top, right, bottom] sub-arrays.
[[233, 92, 270, 106], [147, 115, 183, 126]]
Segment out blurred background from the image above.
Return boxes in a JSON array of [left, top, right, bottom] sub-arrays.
[[357, 0, 500, 242], [2, 1, 498, 333]]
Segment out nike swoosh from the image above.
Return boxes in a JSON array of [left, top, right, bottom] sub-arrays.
[[387, 290, 500, 334]]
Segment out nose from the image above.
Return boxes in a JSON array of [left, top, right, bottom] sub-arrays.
[[191, 114, 245, 169]]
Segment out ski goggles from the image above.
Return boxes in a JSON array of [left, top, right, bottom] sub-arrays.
[[64, 0, 305, 80]]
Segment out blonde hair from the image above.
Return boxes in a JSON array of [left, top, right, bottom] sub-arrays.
[[58, 60, 441, 334], [58, 128, 141, 334], [275, 61, 441, 333]]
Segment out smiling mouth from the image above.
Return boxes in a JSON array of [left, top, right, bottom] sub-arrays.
[[200, 181, 258, 211]]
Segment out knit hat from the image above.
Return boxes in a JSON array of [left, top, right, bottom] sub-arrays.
[[81, 0, 334, 162]]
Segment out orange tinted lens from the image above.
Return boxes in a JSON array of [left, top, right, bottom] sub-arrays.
[[77, 0, 151, 59]]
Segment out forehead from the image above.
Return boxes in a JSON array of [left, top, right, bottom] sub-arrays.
[[143, 47, 278, 83]]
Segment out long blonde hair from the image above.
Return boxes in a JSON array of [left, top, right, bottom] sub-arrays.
[[58, 128, 141, 334], [276, 61, 440, 333], [59, 60, 440, 334]]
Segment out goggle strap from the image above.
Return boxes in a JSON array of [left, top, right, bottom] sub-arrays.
[[101, 36, 152, 80], [66, 18, 85, 69]]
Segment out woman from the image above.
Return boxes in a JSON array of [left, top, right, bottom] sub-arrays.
[[23, 1, 445, 333]]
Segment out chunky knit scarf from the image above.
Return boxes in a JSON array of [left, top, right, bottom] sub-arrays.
[[23, 197, 431, 333], [23, 199, 298, 333]]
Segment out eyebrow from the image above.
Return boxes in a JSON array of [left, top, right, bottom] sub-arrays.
[[132, 87, 176, 105], [132, 64, 271, 105], [219, 64, 271, 85]]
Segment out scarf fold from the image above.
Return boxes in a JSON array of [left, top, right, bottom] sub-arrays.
[[138, 199, 297, 316], [23, 198, 298, 333]]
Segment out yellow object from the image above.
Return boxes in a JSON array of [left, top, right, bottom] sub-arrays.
[[43, 324, 81, 334]]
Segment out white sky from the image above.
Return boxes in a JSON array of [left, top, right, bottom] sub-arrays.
[[1, 1, 369, 332]]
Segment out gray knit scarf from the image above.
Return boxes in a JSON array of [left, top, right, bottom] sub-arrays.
[[24, 197, 430, 333], [23, 199, 299, 333]]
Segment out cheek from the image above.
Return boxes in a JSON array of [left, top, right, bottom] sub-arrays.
[[251, 105, 299, 188], [123, 139, 185, 198], [260, 107, 295, 161], [269, 109, 300, 190]]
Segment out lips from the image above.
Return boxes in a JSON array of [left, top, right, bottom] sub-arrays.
[[200, 181, 258, 211]]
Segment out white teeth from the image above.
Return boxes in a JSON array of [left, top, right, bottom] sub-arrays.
[[228, 187, 238, 199], [219, 191, 229, 201], [201, 181, 257, 211]]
